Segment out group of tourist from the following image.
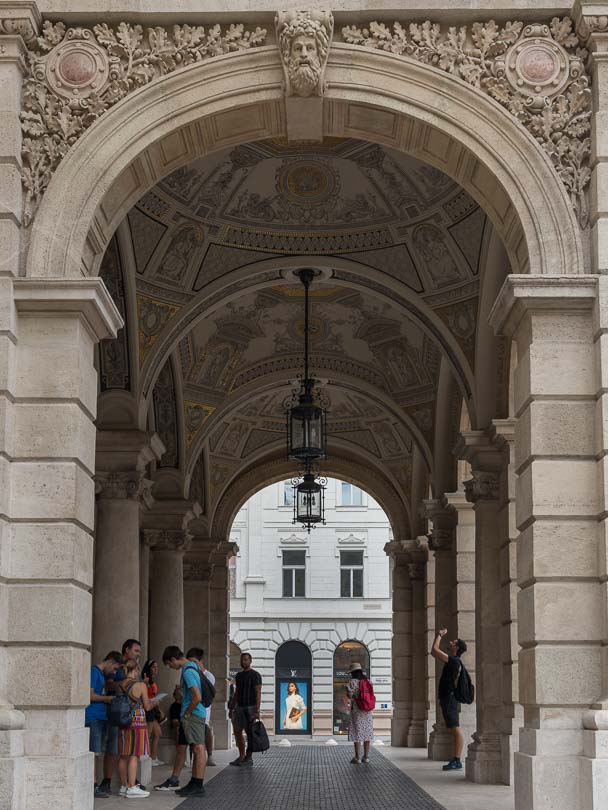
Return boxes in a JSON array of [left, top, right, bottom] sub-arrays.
[[85, 638, 217, 799]]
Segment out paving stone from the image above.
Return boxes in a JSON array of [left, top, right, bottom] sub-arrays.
[[178, 746, 447, 810]]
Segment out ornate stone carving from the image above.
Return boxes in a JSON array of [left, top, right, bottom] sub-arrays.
[[0, 17, 38, 45], [152, 359, 179, 468], [183, 562, 211, 581], [342, 17, 591, 227], [464, 471, 500, 502], [577, 14, 608, 42], [276, 10, 333, 97], [407, 563, 426, 580], [20, 20, 268, 225], [428, 528, 453, 553], [143, 529, 191, 552], [96, 470, 151, 501]]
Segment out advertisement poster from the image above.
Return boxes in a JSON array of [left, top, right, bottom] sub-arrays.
[[277, 679, 309, 734]]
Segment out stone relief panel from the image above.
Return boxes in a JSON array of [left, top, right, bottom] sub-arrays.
[[188, 451, 205, 508], [151, 222, 204, 285], [152, 360, 179, 468], [342, 16, 591, 226], [411, 224, 468, 289], [185, 401, 215, 449], [137, 294, 182, 364], [98, 235, 130, 391]]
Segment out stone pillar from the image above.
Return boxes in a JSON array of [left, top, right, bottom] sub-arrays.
[[93, 457, 156, 661], [208, 542, 238, 750], [387, 541, 413, 747], [408, 558, 430, 747], [0, 275, 122, 808], [424, 502, 457, 761], [145, 530, 189, 697], [139, 535, 151, 659], [490, 276, 604, 810], [424, 540, 436, 741], [444, 491, 477, 755], [183, 560, 211, 655]]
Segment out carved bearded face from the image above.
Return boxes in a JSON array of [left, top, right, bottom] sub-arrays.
[[288, 33, 322, 97]]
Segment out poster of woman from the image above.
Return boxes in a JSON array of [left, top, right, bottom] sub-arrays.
[[280, 681, 308, 732]]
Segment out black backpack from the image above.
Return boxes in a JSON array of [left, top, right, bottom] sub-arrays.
[[454, 662, 475, 705], [107, 681, 141, 727], [183, 663, 216, 708], [249, 719, 270, 753]]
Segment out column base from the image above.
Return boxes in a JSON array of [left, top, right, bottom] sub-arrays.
[[391, 709, 412, 747], [579, 721, 608, 810], [0, 709, 25, 810], [407, 720, 428, 748], [213, 716, 232, 750], [428, 724, 454, 761], [466, 732, 504, 784]]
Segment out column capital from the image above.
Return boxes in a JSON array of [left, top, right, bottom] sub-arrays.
[[407, 563, 426, 581], [95, 470, 152, 502], [422, 499, 455, 554], [96, 429, 164, 475], [489, 274, 597, 338], [384, 539, 427, 564], [143, 529, 191, 553], [209, 540, 239, 567], [574, 1, 608, 50], [183, 561, 211, 581], [463, 470, 500, 503]]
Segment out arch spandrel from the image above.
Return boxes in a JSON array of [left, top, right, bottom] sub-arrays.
[[27, 44, 583, 283]]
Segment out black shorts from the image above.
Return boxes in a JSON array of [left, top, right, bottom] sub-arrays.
[[440, 696, 460, 729], [178, 721, 188, 746]]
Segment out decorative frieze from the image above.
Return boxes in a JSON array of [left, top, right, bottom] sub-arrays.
[[18, 19, 267, 224], [143, 528, 192, 553], [342, 16, 591, 227]]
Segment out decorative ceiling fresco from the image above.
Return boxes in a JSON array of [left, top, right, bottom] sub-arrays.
[[98, 137, 491, 520]]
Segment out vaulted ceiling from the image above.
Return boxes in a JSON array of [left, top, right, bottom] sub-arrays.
[[97, 137, 497, 534]]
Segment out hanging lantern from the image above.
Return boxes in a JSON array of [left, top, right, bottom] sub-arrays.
[[293, 470, 325, 531], [287, 379, 327, 461]]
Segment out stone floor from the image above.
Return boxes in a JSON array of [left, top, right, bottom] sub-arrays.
[[93, 745, 515, 810]]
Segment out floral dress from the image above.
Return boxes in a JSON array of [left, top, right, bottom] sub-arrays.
[[347, 678, 374, 742]]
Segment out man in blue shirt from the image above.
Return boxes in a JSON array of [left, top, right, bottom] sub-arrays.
[[85, 651, 122, 798], [162, 645, 207, 798]]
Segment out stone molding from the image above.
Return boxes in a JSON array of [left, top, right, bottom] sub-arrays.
[[96, 470, 152, 501], [464, 470, 500, 503], [16, 18, 268, 225], [342, 16, 591, 226], [142, 528, 191, 553]]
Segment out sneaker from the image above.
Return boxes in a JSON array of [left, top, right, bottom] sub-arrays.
[[151, 758, 164, 767], [206, 757, 217, 767], [175, 782, 194, 797], [94, 785, 109, 798], [243, 757, 253, 766], [136, 782, 146, 791], [350, 757, 361, 764], [442, 759, 463, 771], [154, 778, 179, 791], [125, 785, 151, 798], [361, 756, 370, 764], [99, 780, 112, 794], [230, 757, 245, 766], [119, 786, 128, 797], [186, 784, 206, 797]]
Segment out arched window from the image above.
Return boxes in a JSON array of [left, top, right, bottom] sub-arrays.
[[333, 640, 370, 736], [275, 641, 312, 735]]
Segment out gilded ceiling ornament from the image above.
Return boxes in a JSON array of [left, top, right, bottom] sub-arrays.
[[275, 9, 334, 97], [342, 17, 591, 227], [19, 20, 267, 225]]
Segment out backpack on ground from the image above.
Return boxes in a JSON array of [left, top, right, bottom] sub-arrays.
[[183, 663, 215, 708], [249, 719, 270, 753], [355, 678, 376, 712], [107, 681, 141, 728], [454, 662, 475, 705]]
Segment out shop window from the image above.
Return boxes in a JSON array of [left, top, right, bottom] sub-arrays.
[[333, 640, 370, 736]]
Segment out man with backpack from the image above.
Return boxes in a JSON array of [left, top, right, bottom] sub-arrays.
[[85, 650, 122, 798], [431, 628, 473, 772], [160, 645, 209, 797]]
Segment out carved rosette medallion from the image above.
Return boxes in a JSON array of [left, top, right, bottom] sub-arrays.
[[43, 31, 110, 105], [497, 24, 582, 110]]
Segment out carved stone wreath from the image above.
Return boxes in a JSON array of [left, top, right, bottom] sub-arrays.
[[19, 20, 268, 225], [342, 16, 591, 227]]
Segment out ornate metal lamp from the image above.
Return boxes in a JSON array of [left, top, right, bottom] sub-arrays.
[[287, 268, 327, 462], [286, 268, 328, 532]]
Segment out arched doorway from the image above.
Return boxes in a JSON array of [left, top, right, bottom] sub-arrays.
[[275, 641, 312, 735], [333, 641, 371, 736]]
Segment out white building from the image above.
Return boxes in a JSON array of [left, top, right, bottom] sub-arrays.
[[229, 478, 393, 737]]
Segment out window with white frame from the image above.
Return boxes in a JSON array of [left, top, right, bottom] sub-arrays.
[[340, 550, 364, 597], [282, 550, 306, 597], [340, 481, 364, 506], [282, 481, 294, 507]]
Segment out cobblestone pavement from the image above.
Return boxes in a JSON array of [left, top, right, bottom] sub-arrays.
[[177, 746, 447, 810]]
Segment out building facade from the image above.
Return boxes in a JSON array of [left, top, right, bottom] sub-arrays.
[[2, 2, 608, 809], [229, 478, 393, 737]]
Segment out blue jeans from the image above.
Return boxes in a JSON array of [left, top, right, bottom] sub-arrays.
[[87, 719, 108, 754]]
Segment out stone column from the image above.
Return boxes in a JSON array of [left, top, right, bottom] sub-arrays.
[[424, 540, 436, 740], [424, 502, 457, 761], [145, 530, 189, 696], [93, 461, 155, 661], [208, 542, 238, 750], [183, 559, 211, 655], [490, 276, 604, 810], [139, 535, 151, 659], [444, 491, 477, 754], [386, 541, 413, 747], [408, 558, 430, 747]]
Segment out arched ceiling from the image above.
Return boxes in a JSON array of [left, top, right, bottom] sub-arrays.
[[98, 137, 491, 524]]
